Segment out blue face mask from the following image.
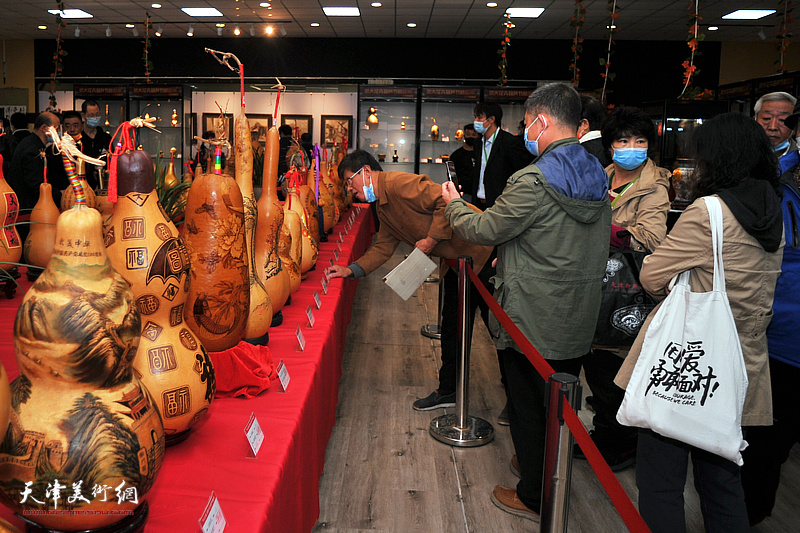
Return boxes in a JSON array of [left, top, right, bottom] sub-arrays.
[[774, 139, 790, 152], [352, 166, 377, 203], [473, 120, 487, 135], [612, 147, 648, 170], [524, 117, 546, 157], [86, 117, 102, 128]]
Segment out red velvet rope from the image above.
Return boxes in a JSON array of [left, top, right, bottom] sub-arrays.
[[464, 263, 651, 533]]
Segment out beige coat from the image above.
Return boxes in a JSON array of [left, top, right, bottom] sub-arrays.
[[615, 196, 783, 426], [608, 159, 671, 253], [355, 171, 492, 276]]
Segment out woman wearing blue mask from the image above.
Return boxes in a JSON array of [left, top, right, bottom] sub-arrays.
[[575, 106, 671, 472]]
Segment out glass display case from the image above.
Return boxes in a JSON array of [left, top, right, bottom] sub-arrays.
[[129, 86, 190, 165], [357, 86, 418, 175], [73, 85, 128, 141], [418, 87, 481, 183]]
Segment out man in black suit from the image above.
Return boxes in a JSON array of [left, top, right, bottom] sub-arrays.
[[471, 102, 533, 209], [577, 96, 611, 168]]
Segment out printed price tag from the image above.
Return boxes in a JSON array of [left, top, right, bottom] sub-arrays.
[[306, 305, 316, 328], [277, 358, 291, 391], [337, 242, 342, 252], [243, 413, 264, 457], [339, 231, 344, 243], [321, 277, 328, 295], [199, 492, 226, 533], [295, 325, 306, 352], [314, 290, 322, 310], [334, 249, 339, 262]]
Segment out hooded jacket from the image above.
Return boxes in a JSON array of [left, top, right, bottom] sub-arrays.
[[615, 186, 784, 426], [445, 137, 611, 359]]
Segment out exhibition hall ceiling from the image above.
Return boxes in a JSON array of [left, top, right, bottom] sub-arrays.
[[0, 1, 786, 41]]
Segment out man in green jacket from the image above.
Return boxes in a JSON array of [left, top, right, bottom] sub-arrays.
[[442, 83, 611, 522]]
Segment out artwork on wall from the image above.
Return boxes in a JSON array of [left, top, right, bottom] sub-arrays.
[[321, 115, 353, 148], [281, 115, 313, 141], [248, 114, 273, 145]]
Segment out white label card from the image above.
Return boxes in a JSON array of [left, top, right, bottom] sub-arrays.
[[306, 305, 316, 328], [295, 325, 306, 352], [277, 358, 291, 391], [314, 290, 322, 310], [334, 249, 339, 261], [199, 492, 226, 533], [321, 277, 328, 295], [339, 231, 344, 242], [244, 413, 264, 457], [329, 258, 334, 267], [337, 242, 342, 252]]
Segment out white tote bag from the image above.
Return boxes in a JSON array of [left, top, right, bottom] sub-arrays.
[[617, 196, 749, 465]]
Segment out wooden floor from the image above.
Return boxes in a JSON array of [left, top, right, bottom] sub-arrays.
[[314, 243, 800, 533]]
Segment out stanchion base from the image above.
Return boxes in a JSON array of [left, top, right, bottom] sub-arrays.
[[420, 324, 441, 339], [424, 275, 439, 283], [429, 414, 494, 447]]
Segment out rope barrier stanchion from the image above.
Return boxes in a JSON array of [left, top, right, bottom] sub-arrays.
[[421, 258, 444, 339], [465, 264, 651, 532], [541, 373, 582, 533], [430, 256, 494, 447]]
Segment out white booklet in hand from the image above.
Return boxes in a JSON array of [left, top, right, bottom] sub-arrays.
[[383, 247, 438, 301]]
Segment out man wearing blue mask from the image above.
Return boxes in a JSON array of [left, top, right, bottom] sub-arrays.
[[80, 100, 112, 187], [471, 103, 532, 208], [442, 83, 610, 522], [325, 150, 495, 411], [754, 91, 798, 174]]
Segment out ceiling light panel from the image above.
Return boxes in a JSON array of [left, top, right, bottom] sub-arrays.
[[323, 7, 361, 17], [722, 9, 776, 20], [505, 7, 544, 18], [48, 8, 93, 19], [181, 7, 223, 17]]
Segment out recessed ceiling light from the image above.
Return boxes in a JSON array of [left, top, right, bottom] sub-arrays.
[[48, 8, 93, 19], [310, 22, 320, 27], [151, 3, 162, 8], [125, 24, 135, 28], [259, 2, 271, 6], [722, 9, 776, 20], [371, 2, 382, 6], [215, 23, 225, 28], [487, 2, 498, 7], [323, 7, 360, 17], [38, 25, 47, 30], [181, 7, 223, 17], [607, 25, 616, 29], [407, 23, 417, 28], [506, 7, 545, 18], [707, 26, 719, 31]]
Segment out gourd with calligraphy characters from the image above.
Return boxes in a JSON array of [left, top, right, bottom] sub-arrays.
[[105, 149, 215, 446]]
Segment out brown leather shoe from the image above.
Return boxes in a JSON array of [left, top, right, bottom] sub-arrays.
[[491, 485, 540, 522], [510, 454, 521, 478]]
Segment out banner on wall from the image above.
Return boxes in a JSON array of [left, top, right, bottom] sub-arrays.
[[0, 105, 26, 119]]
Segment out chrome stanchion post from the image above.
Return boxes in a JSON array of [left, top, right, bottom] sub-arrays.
[[540, 373, 582, 533], [429, 257, 494, 447], [421, 258, 444, 339]]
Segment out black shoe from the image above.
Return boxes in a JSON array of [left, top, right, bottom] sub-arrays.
[[413, 390, 456, 411], [498, 403, 510, 426], [573, 430, 637, 472]]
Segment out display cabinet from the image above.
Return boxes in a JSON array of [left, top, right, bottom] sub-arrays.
[[73, 85, 128, 142], [357, 86, 418, 174], [129, 86, 191, 165]]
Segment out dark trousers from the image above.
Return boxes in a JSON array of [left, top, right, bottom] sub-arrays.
[[582, 348, 637, 441], [438, 258, 498, 395], [501, 347, 583, 512], [637, 429, 749, 533], [741, 357, 800, 525]]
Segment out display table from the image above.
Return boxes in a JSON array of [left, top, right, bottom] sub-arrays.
[[0, 204, 375, 532]]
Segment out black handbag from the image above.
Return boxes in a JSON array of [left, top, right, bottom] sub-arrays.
[[592, 246, 657, 348]]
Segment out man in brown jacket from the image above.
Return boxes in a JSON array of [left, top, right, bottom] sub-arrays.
[[325, 150, 495, 410]]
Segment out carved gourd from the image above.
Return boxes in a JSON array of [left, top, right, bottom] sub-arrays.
[[163, 147, 179, 190], [183, 146, 250, 351], [310, 159, 336, 234], [60, 159, 97, 211], [23, 182, 59, 269], [105, 148, 216, 445], [298, 167, 320, 246], [279, 212, 301, 294], [255, 126, 291, 315], [320, 162, 341, 225], [0, 202, 164, 531], [286, 186, 318, 277], [0, 155, 22, 271], [234, 109, 272, 341]]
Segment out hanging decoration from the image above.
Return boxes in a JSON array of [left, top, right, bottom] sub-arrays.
[[600, 0, 619, 102], [48, 0, 67, 111], [777, 0, 794, 73], [497, 12, 512, 86], [679, 1, 712, 100], [143, 12, 153, 82], [570, 0, 587, 87]]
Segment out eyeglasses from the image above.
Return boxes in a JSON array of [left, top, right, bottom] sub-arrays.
[[345, 166, 366, 189]]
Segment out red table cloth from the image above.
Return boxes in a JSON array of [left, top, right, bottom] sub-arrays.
[[0, 204, 375, 532]]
